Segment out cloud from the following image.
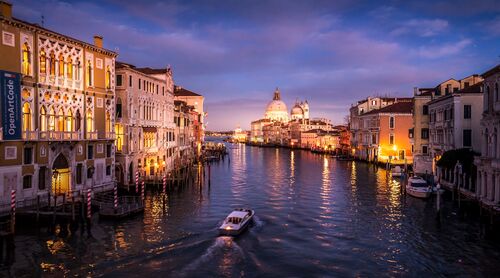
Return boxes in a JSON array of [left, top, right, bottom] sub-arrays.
[[417, 39, 472, 59], [391, 19, 449, 37]]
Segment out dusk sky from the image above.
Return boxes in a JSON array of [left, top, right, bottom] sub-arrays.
[[13, 0, 500, 130]]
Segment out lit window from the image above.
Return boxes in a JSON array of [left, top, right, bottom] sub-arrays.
[[22, 42, 31, 75], [67, 57, 73, 79], [48, 107, 56, 131], [86, 60, 93, 86], [86, 110, 93, 133], [22, 102, 31, 132], [58, 53, 64, 77], [40, 49, 46, 74], [57, 109, 65, 131], [49, 51, 56, 76], [66, 109, 74, 132], [106, 66, 111, 89], [40, 106, 47, 131], [105, 111, 111, 134]]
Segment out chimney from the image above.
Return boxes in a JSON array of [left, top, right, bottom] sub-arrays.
[[93, 35, 103, 48], [413, 87, 418, 96], [0, 1, 12, 19]]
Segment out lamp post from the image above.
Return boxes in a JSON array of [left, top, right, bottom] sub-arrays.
[[52, 169, 60, 195]]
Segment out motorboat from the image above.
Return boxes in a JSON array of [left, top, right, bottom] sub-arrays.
[[391, 166, 403, 177], [219, 208, 254, 236], [406, 176, 431, 198]]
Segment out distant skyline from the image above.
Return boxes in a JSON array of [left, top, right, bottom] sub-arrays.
[[13, 0, 500, 130]]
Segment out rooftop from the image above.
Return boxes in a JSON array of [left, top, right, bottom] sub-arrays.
[[174, 85, 202, 97], [362, 101, 413, 115], [482, 64, 500, 78]]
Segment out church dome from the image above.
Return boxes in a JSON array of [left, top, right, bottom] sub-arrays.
[[291, 104, 303, 115], [264, 88, 289, 122]]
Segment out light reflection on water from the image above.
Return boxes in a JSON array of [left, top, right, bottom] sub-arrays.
[[4, 144, 500, 277]]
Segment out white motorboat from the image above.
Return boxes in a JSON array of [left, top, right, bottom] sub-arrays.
[[219, 208, 254, 236], [391, 166, 403, 177], [406, 176, 431, 198]]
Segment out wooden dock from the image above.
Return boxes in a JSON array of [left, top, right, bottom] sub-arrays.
[[97, 196, 144, 219]]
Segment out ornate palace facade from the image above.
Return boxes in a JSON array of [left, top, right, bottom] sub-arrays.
[[0, 1, 117, 206]]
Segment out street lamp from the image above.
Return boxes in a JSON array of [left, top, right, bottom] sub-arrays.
[[52, 169, 60, 195]]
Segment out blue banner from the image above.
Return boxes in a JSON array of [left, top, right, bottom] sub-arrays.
[[1, 70, 22, 140]]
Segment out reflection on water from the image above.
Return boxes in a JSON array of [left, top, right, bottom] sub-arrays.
[[4, 145, 500, 277]]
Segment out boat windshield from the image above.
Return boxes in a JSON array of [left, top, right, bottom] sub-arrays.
[[227, 217, 242, 224], [411, 181, 428, 187]]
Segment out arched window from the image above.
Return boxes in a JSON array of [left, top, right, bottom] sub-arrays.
[[48, 107, 56, 131], [66, 109, 74, 132], [40, 106, 47, 132], [58, 53, 65, 77], [105, 111, 111, 134], [75, 110, 81, 131], [22, 102, 31, 132], [57, 109, 65, 131], [22, 43, 31, 75], [86, 110, 93, 133], [389, 116, 395, 129], [116, 97, 122, 118], [67, 57, 73, 79], [86, 60, 93, 86], [105, 66, 111, 89], [49, 51, 56, 76], [76, 59, 80, 81], [40, 49, 46, 74]]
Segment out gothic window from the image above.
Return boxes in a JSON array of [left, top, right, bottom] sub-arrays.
[[66, 109, 74, 132], [106, 66, 111, 89], [86, 60, 93, 86], [75, 109, 81, 131], [49, 51, 56, 76], [40, 49, 46, 74], [22, 42, 31, 75], [57, 109, 65, 131], [67, 57, 73, 79], [58, 53, 64, 77], [22, 102, 31, 132], [48, 107, 56, 131], [116, 97, 122, 118], [86, 110, 93, 133], [76, 59, 80, 80], [40, 106, 47, 131], [105, 111, 111, 134]]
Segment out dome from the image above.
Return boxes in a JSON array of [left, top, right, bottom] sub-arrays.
[[291, 104, 303, 115], [264, 88, 289, 122]]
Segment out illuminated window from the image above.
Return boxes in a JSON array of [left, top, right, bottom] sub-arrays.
[[66, 109, 74, 132], [40, 106, 47, 131], [58, 53, 64, 77], [389, 116, 395, 129], [57, 109, 65, 131], [40, 49, 46, 74], [75, 59, 80, 80], [22, 42, 31, 75], [22, 102, 31, 132], [106, 66, 111, 89], [67, 57, 73, 79], [115, 123, 124, 151], [49, 51, 55, 76], [389, 133, 394, 145], [86, 110, 93, 133], [105, 111, 111, 134], [48, 107, 56, 131], [86, 60, 93, 86]]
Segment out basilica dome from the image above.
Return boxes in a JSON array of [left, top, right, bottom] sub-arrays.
[[264, 88, 289, 122], [290, 103, 304, 120]]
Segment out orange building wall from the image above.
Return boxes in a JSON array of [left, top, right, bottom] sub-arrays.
[[378, 114, 413, 164]]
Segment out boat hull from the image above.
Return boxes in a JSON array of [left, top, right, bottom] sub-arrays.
[[218, 209, 254, 236], [406, 187, 431, 198]]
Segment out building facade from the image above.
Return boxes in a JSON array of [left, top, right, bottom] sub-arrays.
[[0, 1, 117, 207], [114, 62, 175, 186], [475, 64, 500, 206]]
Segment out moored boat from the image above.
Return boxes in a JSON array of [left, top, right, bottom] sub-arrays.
[[219, 208, 254, 236], [406, 176, 431, 198], [391, 166, 403, 177]]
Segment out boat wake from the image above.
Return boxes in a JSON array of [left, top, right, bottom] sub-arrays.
[[177, 236, 245, 276]]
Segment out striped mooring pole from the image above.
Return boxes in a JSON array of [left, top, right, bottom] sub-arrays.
[[135, 171, 139, 193], [162, 175, 167, 195], [114, 184, 118, 209], [87, 189, 92, 219], [11, 189, 16, 233], [141, 179, 145, 201]]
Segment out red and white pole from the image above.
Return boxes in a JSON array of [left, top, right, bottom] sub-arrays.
[[114, 184, 118, 209], [141, 179, 145, 201], [135, 171, 139, 193], [11, 189, 16, 232], [163, 175, 167, 195], [87, 189, 92, 218]]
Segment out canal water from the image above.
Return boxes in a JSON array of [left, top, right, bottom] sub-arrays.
[[3, 144, 500, 277]]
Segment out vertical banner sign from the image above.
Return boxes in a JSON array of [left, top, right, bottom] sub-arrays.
[[1, 71, 22, 140]]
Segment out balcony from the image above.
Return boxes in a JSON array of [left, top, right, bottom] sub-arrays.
[[105, 132, 116, 139], [23, 130, 39, 140], [40, 130, 83, 140], [86, 131, 98, 140]]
